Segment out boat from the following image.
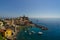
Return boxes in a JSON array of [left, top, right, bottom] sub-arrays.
[[24, 31, 27, 33], [38, 32, 43, 35], [31, 31, 36, 33]]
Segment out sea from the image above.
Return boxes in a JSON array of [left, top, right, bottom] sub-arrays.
[[17, 18, 60, 40]]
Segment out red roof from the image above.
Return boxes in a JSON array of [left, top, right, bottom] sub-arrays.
[[0, 29, 5, 33]]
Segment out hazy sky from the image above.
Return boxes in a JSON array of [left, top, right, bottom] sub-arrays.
[[0, 0, 60, 18]]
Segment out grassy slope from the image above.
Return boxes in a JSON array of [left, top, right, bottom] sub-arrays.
[[0, 34, 3, 40]]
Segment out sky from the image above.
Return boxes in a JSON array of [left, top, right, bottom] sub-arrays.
[[0, 0, 60, 18]]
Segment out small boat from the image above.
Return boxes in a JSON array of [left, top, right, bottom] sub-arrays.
[[29, 32, 32, 35], [38, 32, 43, 35], [24, 31, 27, 33], [31, 31, 36, 33]]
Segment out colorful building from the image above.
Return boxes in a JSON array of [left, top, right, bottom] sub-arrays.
[[4, 28, 13, 38]]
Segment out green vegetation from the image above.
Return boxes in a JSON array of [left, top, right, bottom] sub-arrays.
[[0, 34, 3, 40]]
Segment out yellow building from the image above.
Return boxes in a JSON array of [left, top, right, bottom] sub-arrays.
[[4, 28, 13, 38]]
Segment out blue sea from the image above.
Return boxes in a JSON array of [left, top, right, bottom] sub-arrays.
[[17, 18, 60, 40]]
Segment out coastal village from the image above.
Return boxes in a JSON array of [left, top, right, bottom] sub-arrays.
[[0, 16, 48, 40]]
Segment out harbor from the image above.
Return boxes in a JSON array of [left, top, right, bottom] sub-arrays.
[[0, 16, 48, 40]]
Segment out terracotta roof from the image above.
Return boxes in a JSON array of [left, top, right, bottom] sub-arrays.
[[0, 29, 5, 33]]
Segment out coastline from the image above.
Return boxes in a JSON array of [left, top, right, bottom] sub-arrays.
[[0, 16, 48, 40]]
